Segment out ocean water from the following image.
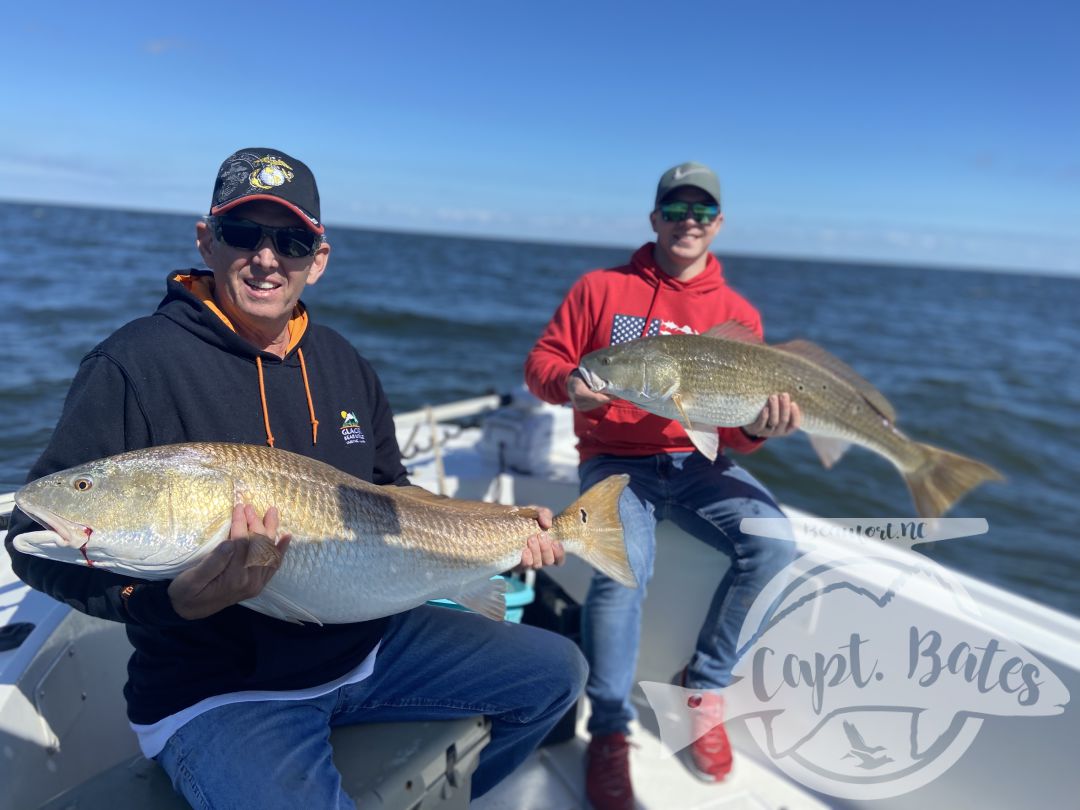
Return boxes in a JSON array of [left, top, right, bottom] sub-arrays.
[[2, 201, 1078, 618]]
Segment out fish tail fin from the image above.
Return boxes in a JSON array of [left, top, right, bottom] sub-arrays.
[[904, 443, 1004, 518], [555, 473, 637, 588]]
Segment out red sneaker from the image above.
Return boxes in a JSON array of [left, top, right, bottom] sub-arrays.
[[586, 732, 634, 810], [680, 670, 733, 782]]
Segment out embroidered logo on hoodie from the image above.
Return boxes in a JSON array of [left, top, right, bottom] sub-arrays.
[[339, 411, 367, 445], [611, 314, 697, 345]]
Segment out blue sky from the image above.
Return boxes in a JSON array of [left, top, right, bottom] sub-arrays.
[[1, 1, 1077, 274]]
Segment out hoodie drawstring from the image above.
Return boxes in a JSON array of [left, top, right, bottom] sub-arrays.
[[640, 276, 662, 338], [255, 356, 276, 448], [298, 348, 319, 445], [254, 352, 319, 448], [175, 275, 319, 448]]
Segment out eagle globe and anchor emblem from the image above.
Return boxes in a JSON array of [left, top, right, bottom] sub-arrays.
[[249, 156, 294, 190]]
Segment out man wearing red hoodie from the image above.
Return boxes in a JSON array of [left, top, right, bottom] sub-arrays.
[[525, 162, 800, 809]]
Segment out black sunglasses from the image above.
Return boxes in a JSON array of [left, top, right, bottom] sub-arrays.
[[211, 217, 321, 258]]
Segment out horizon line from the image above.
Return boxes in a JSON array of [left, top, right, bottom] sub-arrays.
[[2, 195, 1076, 281]]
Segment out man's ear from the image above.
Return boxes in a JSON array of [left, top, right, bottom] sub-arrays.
[[305, 241, 331, 286], [195, 220, 214, 262], [649, 208, 660, 234]]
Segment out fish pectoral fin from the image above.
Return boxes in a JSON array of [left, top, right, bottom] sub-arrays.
[[808, 434, 852, 469], [672, 395, 721, 460], [671, 393, 693, 429], [685, 423, 720, 462], [241, 585, 323, 626], [447, 577, 507, 622]]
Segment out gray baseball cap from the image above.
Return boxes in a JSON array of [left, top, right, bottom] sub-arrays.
[[655, 161, 721, 209]]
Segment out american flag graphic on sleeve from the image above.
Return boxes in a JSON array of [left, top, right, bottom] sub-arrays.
[[610, 314, 661, 345]]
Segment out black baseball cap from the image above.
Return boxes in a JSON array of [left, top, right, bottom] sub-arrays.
[[210, 148, 324, 234]]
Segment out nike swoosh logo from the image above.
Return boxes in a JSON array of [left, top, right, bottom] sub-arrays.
[[673, 167, 707, 181]]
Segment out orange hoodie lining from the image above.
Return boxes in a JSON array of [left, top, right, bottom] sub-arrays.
[[174, 273, 318, 446]]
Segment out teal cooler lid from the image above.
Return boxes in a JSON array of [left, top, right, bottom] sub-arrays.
[[505, 576, 535, 608]]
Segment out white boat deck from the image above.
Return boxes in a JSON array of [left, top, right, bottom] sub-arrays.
[[400, 398, 1080, 810], [2, 395, 1078, 809]]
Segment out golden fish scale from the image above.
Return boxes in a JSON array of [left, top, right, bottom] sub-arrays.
[[192, 443, 547, 566], [661, 336, 925, 472], [145, 443, 553, 619], [18, 442, 634, 623], [90, 451, 234, 554]]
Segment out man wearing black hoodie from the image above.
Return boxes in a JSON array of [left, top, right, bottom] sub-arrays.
[[5, 148, 586, 808]]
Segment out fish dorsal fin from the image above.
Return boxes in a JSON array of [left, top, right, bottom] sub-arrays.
[[390, 484, 453, 503], [703, 320, 763, 344], [448, 576, 508, 621], [390, 484, 541, 519], [775, 339, 897, 423]]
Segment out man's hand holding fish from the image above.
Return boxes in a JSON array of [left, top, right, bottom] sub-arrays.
[[168, 504, 292, 621], [742, 392, 803, 439]]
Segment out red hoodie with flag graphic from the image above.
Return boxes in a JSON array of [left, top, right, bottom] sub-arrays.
[[525, 243, 766, 461]]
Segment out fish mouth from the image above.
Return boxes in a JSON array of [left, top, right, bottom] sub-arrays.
[[13, 502, 90, 549], [576, 364, 607, 392], [12, 502, 101, 566]]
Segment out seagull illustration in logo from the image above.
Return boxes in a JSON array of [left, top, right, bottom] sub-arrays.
[[841, 720, 894, 770]]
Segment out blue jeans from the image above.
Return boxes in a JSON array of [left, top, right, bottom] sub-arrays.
[[155, 605, 587, 808], [579, 452, 795, 737]]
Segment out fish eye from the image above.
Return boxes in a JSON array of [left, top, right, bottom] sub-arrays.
[[73, 477, 93, 492], [602, 357, 611, 365]]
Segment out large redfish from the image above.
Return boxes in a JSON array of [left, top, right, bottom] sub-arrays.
[[13, 442, 635, 623], [578, 322, 1002, 518]]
